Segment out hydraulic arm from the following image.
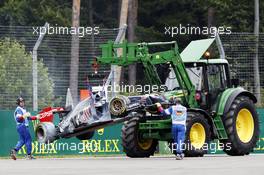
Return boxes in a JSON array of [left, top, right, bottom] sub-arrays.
[[97, 40, 197, 107]]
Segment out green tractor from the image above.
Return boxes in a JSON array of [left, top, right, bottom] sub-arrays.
[[97, 36, 259, 157]]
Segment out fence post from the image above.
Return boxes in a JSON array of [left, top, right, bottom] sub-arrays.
[[32, 22, 49, 111], [254, 0, 261, 105]]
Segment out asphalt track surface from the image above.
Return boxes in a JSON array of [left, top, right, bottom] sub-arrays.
[[1, 155, 264, 175]]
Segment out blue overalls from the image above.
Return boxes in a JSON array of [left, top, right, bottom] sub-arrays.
[[161, 104, 187, 155], [14, 106, 32, 155]]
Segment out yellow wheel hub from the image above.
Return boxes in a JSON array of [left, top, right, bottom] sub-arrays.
[[138, 138, 153, 150], [190, 123, 206, 149], [236, 108, 254, 143]]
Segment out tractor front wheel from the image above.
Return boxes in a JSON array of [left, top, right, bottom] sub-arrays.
[[121, 117, 158, 158], [169, 112, 211, 157], [184, 112, 211, 157]]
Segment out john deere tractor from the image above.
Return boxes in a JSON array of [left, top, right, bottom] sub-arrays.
[[97, 36, 260, 157]]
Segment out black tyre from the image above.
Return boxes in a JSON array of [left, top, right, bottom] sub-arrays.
[[121, 117, 158, 158], [76, 131, 95, 140], [221, 96, 259, 156], [184, 112, 211, 157]]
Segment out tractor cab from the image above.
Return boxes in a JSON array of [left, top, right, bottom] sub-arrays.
[[185, 59, 230, 111], [165, 37, 232, 111]]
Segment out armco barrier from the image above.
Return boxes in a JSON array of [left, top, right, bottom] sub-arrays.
[[0, 109, 263, 157]]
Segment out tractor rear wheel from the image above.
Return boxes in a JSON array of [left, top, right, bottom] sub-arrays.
[[184, 112, 211, 157], [121, 117, 158, 158], [221, 96, 259, 156]]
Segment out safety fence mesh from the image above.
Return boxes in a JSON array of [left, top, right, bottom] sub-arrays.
[[0, 28, 263, 110], [221, 33, 264, 106], [0, 26, 119, 110]]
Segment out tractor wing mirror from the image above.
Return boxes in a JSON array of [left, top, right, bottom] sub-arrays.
[[231, 78, 239, 87]]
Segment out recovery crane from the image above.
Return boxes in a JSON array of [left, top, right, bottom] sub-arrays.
[[35, 38, 259, 157]]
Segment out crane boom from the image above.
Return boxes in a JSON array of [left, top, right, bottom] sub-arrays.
[[97, 40, 197, 107]]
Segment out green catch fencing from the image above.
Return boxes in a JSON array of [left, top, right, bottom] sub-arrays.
[[0, 109, 263, 157]]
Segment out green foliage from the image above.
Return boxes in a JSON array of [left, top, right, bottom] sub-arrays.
[[0, 0, 72, 26], [200, 0, 255, 32], [137, 0, 264, 49], [0, 38, 55, 110], [1, 0, 262, 46], [0, 0, 119, 27], [0, 0, 263, 33], [81, 0, 119, 27], [0, 0, 263, 107]]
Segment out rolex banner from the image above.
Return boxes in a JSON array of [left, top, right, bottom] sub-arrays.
[[0, 110, 123, 157], [0, 110, 263, 157]]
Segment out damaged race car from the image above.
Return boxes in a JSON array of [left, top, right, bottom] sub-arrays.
[[35, 87, 170, 144], [35, 87, 111, 143]]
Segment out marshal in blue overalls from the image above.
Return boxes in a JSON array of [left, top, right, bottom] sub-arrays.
[[10, 97, 39, 160], [156, 98, 187, 160]]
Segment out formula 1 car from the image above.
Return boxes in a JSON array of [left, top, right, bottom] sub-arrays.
[[35, 88, 168, 144]]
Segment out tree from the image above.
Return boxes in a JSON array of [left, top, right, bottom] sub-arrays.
[[128, 0, 138, 85], [88, 0, 95, 57], [70, 0, 81, 105], [200, 0, 256, 32], [114, 0, 128, 85], [0, 0, 72, 26], [0, 38, 54, 110]]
